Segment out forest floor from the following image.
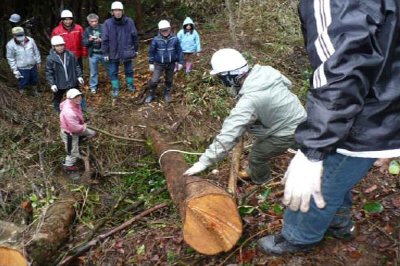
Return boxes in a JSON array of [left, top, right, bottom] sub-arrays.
[[0, 3, 399, 265]]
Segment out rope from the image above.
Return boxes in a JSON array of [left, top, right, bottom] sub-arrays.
[[158, 149, 202, 166]]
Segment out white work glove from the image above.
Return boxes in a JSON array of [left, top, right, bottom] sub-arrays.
[[78, 77, 84, 85], [50, 85, 58, 93], [104, 56, 109, 62], [13, 70, 23, 79], [149, 64, 155, 72], [183, 162, 207, 176], [177, 64, 183, 71], [282, 150, 326, 213]]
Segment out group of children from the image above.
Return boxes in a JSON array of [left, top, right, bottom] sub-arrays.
[[6, 1, 202, 173]]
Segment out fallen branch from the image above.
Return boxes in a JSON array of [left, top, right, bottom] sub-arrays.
[[57, 203, 168, 266], [228, 138, 243, 196], [88, 125, 146, 143]]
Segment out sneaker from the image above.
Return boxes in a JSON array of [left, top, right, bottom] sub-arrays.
[[127, 85, 136, 93], [257, 233, 317, 255], [164, 94, 172, 103], [63, 165, 79, 172], [326, 223, 356, 241], [145, 95, 154, 103], [90, 88, 97, 94]]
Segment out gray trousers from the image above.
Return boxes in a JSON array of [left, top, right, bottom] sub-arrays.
[[60, 128, 96, 166], [148, 63, 175, 95], [248, 134, 296, 184]]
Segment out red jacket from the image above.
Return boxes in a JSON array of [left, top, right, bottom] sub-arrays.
[[51, 22, 88, 58]]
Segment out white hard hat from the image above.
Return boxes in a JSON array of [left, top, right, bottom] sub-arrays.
[[111, 1, 124, 10], [9, 13, 21, 23], [67, 88, 82, 99], [61, 10, 73, 19], [158, 20, 171, 30], [210, 48, 248, 75], [51, 35, 65, 45]]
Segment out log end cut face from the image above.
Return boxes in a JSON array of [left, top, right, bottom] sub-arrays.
[[183, 194, 243, 255], [0, 246, 28, 266]]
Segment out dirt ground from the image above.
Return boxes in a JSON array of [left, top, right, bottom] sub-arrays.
[[0, 9, 399, 266]]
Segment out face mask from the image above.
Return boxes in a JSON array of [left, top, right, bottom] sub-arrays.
[[15, 35, 25, 42]]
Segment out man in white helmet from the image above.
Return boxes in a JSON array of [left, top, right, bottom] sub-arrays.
[[51, 9, 87, 71], [146, 19, 183, 103], [184, 48, 306, 185], [45, 36, 85, 112], [102, 1, 139, 101]]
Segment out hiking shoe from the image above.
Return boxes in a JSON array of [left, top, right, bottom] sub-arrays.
[[90, 88, 97, 94], [63, 165, 79, 172], [145, 95, 154, 103], [164, 94, 172, 103], [257, 233, 317, 255], [326, 223, 356, 241]]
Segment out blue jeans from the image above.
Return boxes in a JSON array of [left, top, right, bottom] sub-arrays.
[[89, 53, 110, 90], [109, 59, 133, 82], [18, 65, 39, 90], [282, 153, 375, 245]]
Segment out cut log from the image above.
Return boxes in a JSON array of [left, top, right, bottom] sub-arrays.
[[145, 128, 243, 255], [26, 197, 76, 266], [0, 246, 27, 266]]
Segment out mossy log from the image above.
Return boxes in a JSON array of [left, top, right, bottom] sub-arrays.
[[145, 128, 243, 255], [26, 197, 76, 266]]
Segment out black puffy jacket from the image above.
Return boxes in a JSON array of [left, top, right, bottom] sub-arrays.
[[297, 0, 400, 160]]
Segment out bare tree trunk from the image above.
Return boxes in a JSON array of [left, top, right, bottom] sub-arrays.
[[225, 0, 237, 45]]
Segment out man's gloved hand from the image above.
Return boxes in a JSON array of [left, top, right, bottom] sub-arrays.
[[183, 161, 207, 176], [13, 70, 23, 79], [78, 77, 84, 85], [104, 56, 109, 62], [177, 64, 183, 71], [149, 64, 155, 72], [51, 85, 58, 93], [282, 149, 325, 212]]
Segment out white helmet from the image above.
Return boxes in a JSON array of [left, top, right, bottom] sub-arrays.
[[9, 13, 21, 23], [111, 1, 124, 10], [51, 35, 65, 45], [210, 48, 248, 75], [61, 10, 73, 19], [67, 88, 82, 99], [158, 20, 171, 30]]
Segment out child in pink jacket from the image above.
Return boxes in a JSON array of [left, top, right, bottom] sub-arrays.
[[60, 88, 96, 171]]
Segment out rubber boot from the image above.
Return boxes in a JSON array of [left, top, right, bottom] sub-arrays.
[[126, 77, 135, 93], [163, 87, 172, 103], [111, 80, 120, 98]]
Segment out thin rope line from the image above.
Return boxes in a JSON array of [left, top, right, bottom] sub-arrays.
[[158, 149, 203, 166]]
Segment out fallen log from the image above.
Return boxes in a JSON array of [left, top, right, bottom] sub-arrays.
[[26, 197, 76, 266], [145, 128, 243, 255], [0, 246, 27, 266]]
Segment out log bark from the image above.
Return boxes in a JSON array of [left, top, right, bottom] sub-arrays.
[[145, 128, 243, 255], [26, 197, 76, 266]]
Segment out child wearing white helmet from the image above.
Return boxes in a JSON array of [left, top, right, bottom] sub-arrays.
[[45, 36, 85, 112], [146, 20, 184, 103], [59, 88, 96, 173]]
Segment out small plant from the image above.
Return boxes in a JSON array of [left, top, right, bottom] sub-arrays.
[[29, 187, 57, 219]]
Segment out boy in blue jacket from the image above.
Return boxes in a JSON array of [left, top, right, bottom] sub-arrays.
[[146, 20, 183, 103], [177, 17, 201, 74]]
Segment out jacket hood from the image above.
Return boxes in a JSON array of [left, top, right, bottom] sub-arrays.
[[239, 64, 292, 95], [183, 17, 194, 27]]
